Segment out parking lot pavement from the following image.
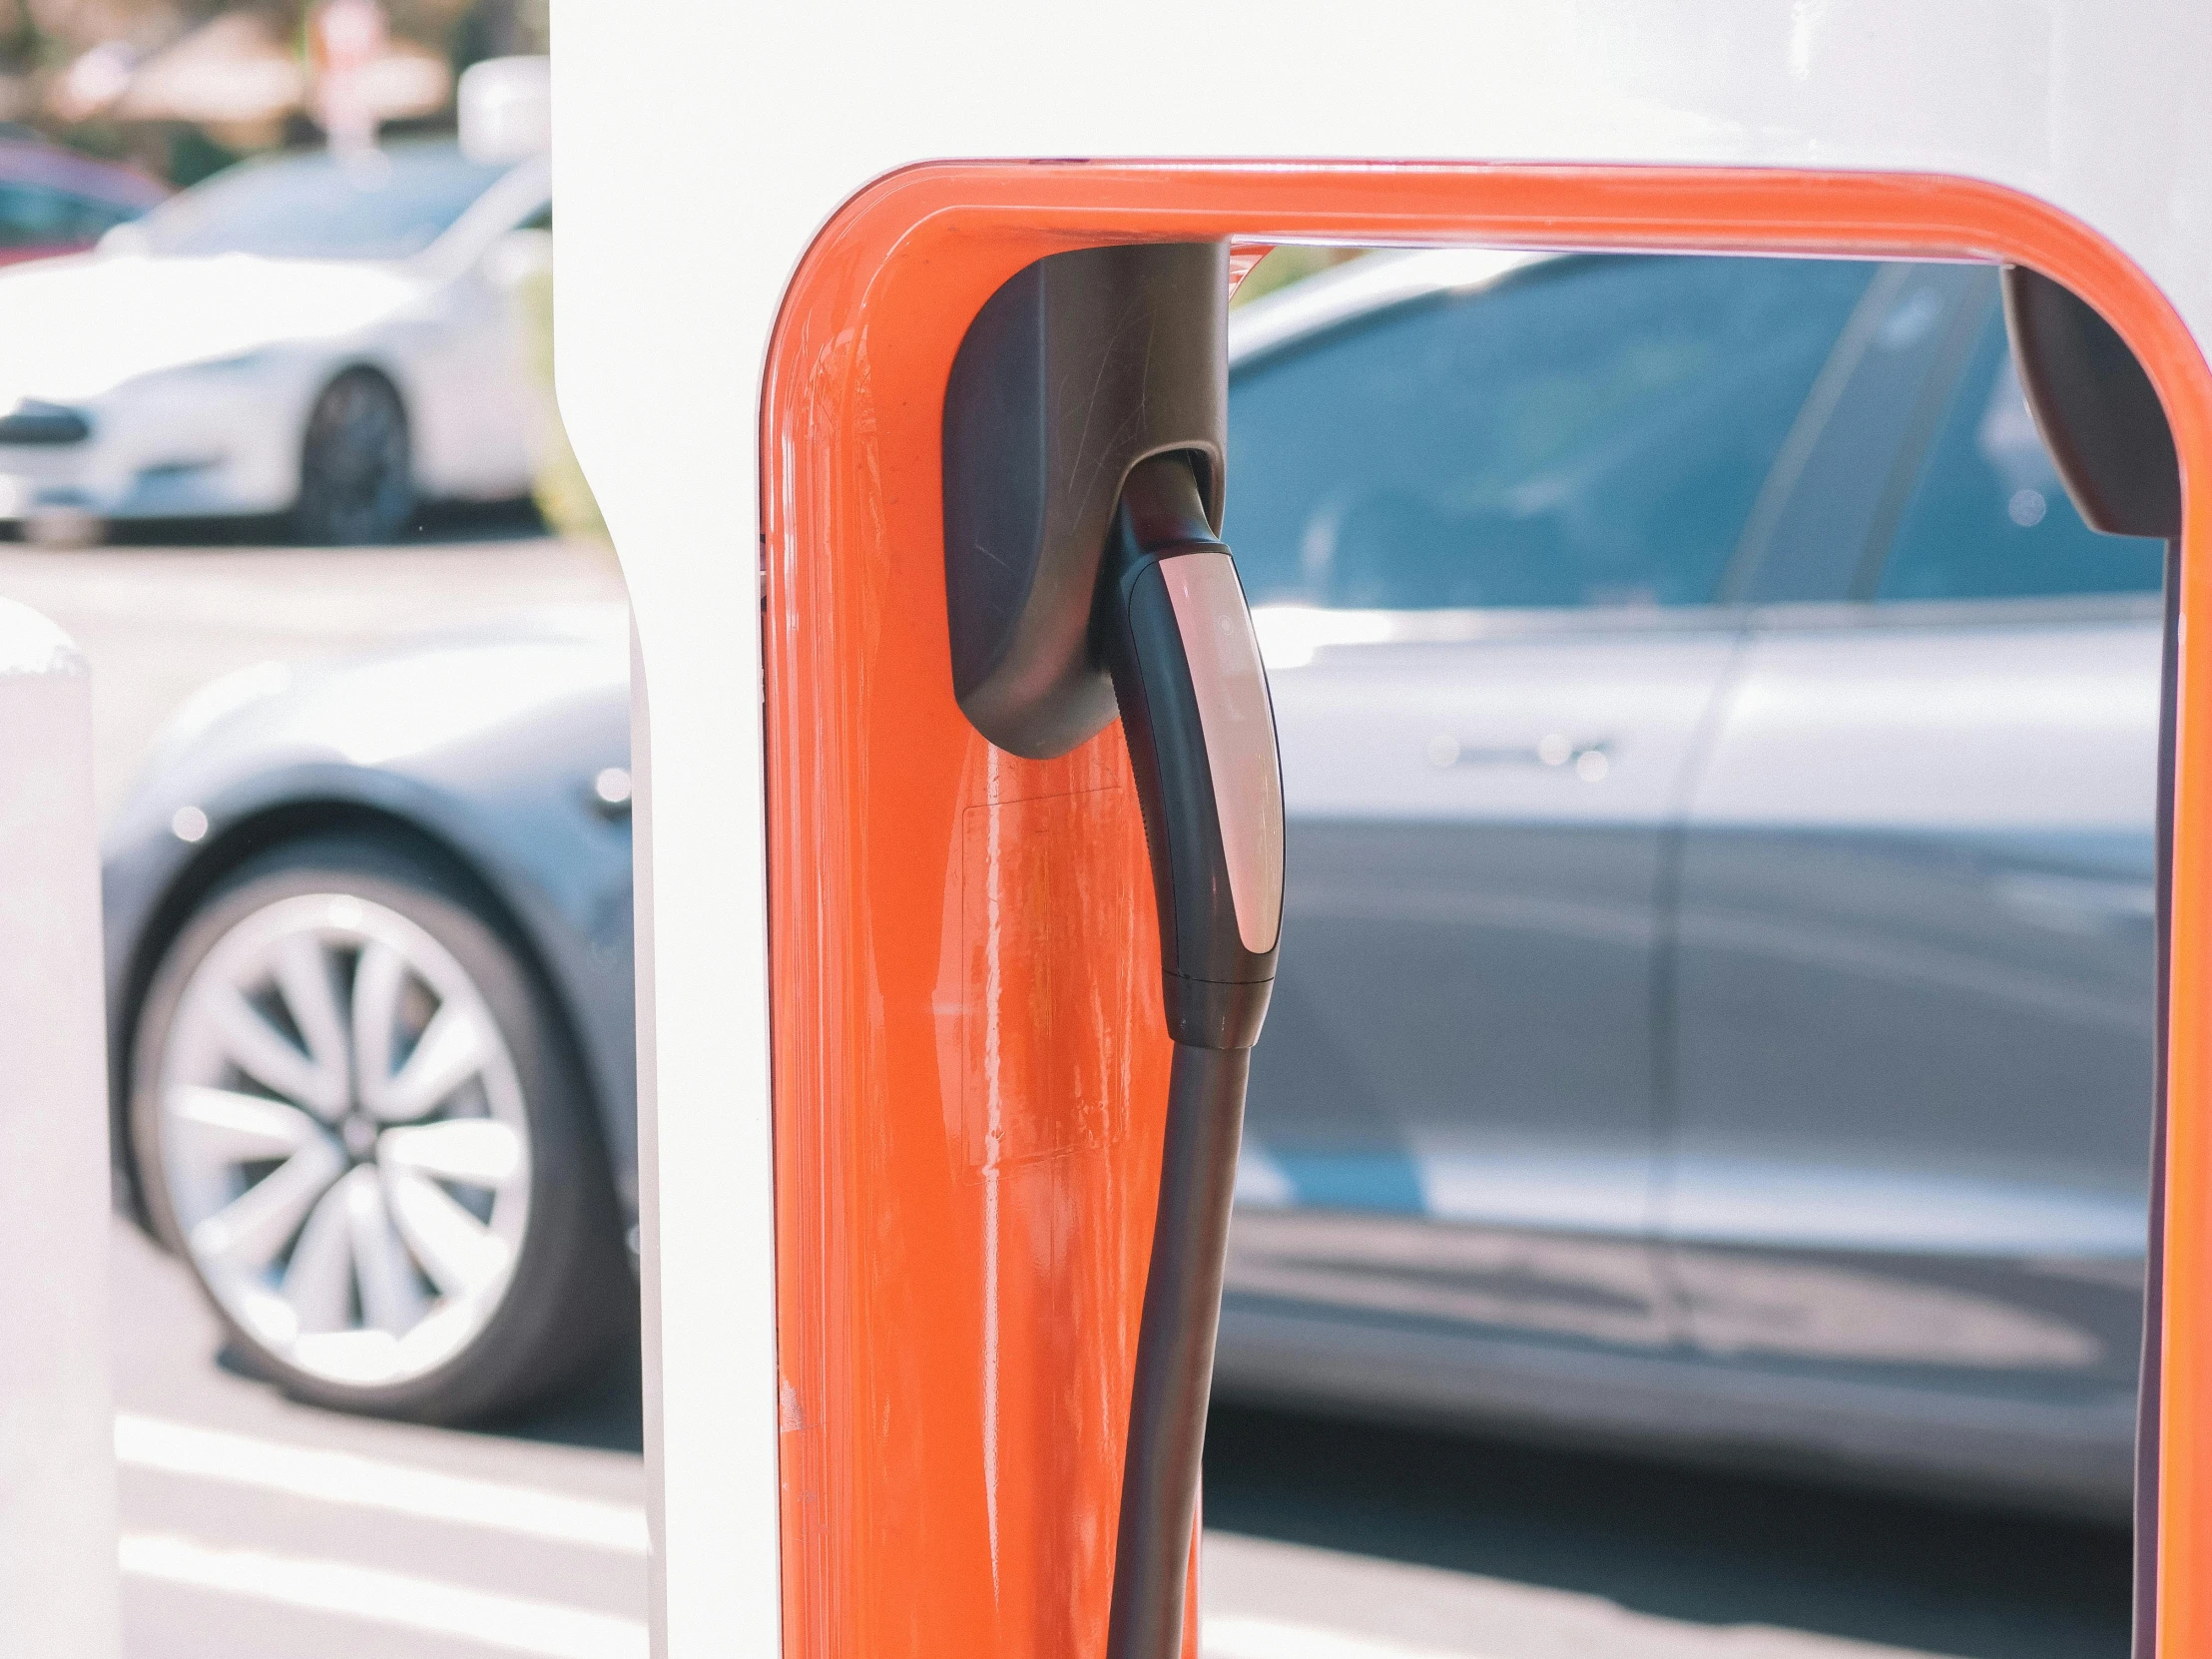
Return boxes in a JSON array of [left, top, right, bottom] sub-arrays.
[[17, 533, 2131, 1658], [113, 1219, 650, 1659], [1201, 1405, 2130, 1659], [115, 1204, 2128, 1659]]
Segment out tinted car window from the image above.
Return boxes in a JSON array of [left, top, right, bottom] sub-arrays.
[[1226, 255, 1875, 610], [1878, 304, 2164, 601], [0, 182, 132, 247], [133, 143, 508, 262]]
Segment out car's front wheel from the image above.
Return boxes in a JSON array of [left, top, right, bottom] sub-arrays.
[[292, 369, 415, 545], [130, 834, 632, 1423]]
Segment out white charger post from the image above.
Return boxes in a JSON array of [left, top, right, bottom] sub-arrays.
[[0, 599, 118, 1656]]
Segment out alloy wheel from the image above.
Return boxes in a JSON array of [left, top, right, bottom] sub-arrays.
[[155, 890, 532, 1388]]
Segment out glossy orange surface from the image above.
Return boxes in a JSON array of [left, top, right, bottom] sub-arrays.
[[760, 163, 2212, 1658]]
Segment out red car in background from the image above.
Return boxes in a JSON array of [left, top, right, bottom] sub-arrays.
[[0, 136, 164, 267]]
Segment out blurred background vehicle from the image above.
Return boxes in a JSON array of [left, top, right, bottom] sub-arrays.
[[103, 605, 636, 1421], [1219, 249, 2157, 1521], [97, 246, 2163, 1531], [0, 131, 164, 265], [0, 136, 550, 547]]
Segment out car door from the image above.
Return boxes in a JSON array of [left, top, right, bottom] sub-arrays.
[[1665, 273, 2162, 1488], [1215, 252, 1881, 1382], [404, 201, 548, 501]]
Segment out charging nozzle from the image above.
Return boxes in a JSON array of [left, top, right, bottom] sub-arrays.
[[1099, 453, 1282, 1048], [943, 244, 1283, 1659]]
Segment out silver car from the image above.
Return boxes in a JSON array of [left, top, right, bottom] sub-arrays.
[[1219, 251, 2157, 1520], [104, 254, 2158, 1518]]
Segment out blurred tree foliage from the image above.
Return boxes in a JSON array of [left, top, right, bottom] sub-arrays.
[[0, 0, 543, 179]]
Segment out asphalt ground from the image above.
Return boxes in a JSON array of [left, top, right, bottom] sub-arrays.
[[0, 527, 2133, 1658]]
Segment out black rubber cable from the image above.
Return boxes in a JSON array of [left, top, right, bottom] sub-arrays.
[[2132, 538, 2179, 1659], [1106, 1041, 1252, 1659]]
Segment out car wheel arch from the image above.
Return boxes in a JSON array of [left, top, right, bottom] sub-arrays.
[[113, 797, 613, 1240]]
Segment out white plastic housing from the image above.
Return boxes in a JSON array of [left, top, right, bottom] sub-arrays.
[[0, 600, 117, 1657]]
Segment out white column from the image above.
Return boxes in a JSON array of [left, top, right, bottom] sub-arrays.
[[0, 598, 118, 1657]]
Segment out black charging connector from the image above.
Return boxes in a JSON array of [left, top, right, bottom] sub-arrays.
[[1094, 452, 1280, 1659], [942, 244, 1283, 1659], [1099, 454, 1281, 1050]]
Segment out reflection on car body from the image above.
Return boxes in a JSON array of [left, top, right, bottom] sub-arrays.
[[1228, 1207, 2102, 1370]]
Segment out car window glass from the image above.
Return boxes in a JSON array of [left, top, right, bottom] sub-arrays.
[[1225, 255, 1874, 610], [133, 143, 509, 262], [1877, 305, 2164, 601], [0, 182, 129, 247]]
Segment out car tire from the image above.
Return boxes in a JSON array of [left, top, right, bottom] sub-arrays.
[[291, 369, 415, 546], [129, 833, 633, 1424]]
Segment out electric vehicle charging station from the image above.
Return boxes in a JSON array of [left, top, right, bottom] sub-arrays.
[[547, 4, 2212, 1654], [0, 2, 2198, 1656]]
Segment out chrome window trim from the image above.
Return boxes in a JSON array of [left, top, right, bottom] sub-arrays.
[[1745, 592, 2164, 633], [1226, 248, 1552, 370]]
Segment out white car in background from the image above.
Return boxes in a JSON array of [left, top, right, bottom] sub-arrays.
[[0, 139, 551, 546]]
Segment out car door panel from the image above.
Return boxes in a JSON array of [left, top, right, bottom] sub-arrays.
[[1214, 251, 1880, 1384], [1664, 272, 2163, 1478], [1668, 610, 2155, 1398], [1236, 623, 1741, 1348]]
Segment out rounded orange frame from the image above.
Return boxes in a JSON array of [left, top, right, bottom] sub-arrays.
[[760, 163, 2212, 1659]]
